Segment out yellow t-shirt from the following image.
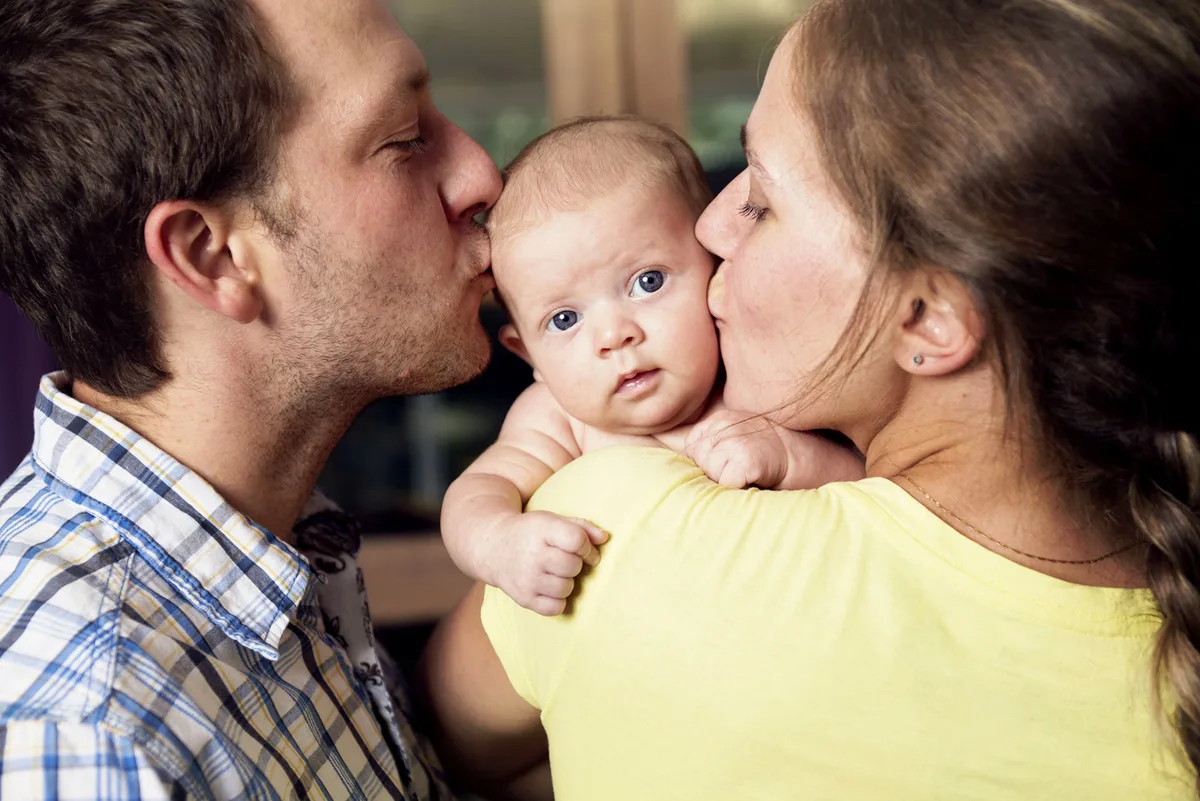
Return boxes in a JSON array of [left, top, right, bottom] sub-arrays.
[[481, 446, 1193, 800]]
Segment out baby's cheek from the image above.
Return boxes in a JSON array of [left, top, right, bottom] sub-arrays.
[[708, 266, 727, 319]]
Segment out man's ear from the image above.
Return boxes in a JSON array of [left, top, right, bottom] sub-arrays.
[[144, 200, 264, 324], [893, 271, 984, 376]]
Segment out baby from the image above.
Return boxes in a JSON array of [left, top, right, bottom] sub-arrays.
[[442, 116, 864, 615]]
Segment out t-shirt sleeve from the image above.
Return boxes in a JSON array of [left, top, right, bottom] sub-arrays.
[[480, 445, 706, 709], [480, 584, 539, 706]]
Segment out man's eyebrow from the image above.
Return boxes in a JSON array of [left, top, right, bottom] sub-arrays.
[[353, 67, 432, 146]]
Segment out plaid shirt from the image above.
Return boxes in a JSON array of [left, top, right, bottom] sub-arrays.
[[0, 374, 451, 801]]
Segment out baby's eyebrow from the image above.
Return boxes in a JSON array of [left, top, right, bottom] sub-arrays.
[[506, 290, 565, 331]]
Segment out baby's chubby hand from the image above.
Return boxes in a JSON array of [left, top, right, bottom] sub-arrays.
[[488, 512, 609, 616], [683, 410, 788, 489]]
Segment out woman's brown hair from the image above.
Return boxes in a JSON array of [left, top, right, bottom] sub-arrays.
[[791, 0, 1200, 786]]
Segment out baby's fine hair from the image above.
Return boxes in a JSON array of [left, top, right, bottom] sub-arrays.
[[488, 115, 713, 239]]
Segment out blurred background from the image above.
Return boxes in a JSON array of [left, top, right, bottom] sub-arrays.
[[0, 0, 811, 636]]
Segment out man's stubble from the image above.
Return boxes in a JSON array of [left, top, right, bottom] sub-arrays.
[[268, 211, 493, 417]]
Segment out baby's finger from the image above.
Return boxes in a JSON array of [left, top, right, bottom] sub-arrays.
[[545, 548, 585, 578], [538, 574, 574, 600], [546, 522, 588, 554], [574, 538, 600, 567], [682, 425, 705, 455], [567, 517, 610, 547], [717, 460, 752, 489], [530, 595, 566, 617]]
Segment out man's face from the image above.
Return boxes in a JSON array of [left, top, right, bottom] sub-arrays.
[[252, 0, 502, 401]]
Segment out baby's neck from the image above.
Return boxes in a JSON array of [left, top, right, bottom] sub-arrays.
[[568, 392, 713, 456]]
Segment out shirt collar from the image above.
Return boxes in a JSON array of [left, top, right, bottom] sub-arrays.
[[29, 373, 311, 659]]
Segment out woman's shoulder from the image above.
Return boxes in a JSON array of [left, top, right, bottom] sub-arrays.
[[535, 444, 700, 495], [528, 444, 904, 543]]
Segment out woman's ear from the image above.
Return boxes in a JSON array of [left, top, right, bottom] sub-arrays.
[[893, 271, 984, 376], [144, 200, 264, 324]]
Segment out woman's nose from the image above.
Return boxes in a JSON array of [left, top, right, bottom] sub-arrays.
[[695, 170, 749, 261]]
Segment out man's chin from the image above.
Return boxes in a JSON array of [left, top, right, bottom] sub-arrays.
[[393, 326, 491, 396]]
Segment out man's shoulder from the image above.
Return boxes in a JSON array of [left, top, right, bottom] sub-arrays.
[[0, 459, 133, 724], [0, 457, 129, 571]]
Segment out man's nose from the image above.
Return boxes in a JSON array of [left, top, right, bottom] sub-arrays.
[[439, 116, 502, 223]]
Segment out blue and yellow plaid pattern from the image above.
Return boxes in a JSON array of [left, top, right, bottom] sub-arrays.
[[0, 374, 448, 800]]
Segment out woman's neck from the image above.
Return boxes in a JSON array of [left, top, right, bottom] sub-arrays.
[[862, 365, 1147, 588]]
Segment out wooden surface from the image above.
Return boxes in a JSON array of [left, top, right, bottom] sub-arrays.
[[627, 0, 687, 133], [360, 534, 473, 626], [541, 0, 625, 121], [541, 0, 687, 133]]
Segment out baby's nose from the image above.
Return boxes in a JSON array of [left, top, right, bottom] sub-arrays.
[[597, 318, 644, 354]]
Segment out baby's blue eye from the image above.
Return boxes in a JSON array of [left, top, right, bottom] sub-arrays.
[[549, 310, 580, 332], [633, 270, 665, 297]]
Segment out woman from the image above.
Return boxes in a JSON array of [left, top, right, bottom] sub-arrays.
[[417, 1, 1200, 798]]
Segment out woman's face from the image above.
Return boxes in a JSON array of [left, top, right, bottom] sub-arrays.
[[696, 32, 876, 433]]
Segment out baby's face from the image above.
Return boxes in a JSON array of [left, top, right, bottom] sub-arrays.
[[494, 186, 720, 435]]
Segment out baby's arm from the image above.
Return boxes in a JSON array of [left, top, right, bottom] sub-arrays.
[[682, 399, 865, 490], [442, 382, 608, 616]]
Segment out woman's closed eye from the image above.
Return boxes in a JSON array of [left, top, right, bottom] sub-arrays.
[[631, 269, 666, 298], [547, 310, 580, 332], [738, 200, 768, 223]]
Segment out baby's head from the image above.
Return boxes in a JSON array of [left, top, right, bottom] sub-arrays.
[[490, 116, 719, 436]]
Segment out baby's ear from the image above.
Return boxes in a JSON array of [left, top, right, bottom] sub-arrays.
[[499, 323, 532, 365]]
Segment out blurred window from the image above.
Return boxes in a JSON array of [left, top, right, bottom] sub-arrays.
[[386, 0, 549, 165], [684, 0, 813, 169]]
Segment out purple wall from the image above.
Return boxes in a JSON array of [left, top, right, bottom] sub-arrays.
[[1, 294, 55, 475]]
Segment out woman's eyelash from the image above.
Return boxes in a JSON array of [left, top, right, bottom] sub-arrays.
[[388, 136, 431, 155], [738, 200, 768, 222]]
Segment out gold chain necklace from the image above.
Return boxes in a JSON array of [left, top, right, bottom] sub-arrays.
[[898, 474, 1143, 566]]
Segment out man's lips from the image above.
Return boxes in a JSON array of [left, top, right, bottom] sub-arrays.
[[474, 267, 495, 291]]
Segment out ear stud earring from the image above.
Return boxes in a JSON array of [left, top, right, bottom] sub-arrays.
[[913, 355, 925, 366]]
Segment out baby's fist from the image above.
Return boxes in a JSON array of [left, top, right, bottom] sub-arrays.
[[684, 411, 788, 489], [494, 512, 609, 616]]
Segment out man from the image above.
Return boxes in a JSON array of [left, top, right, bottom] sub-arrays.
[[0, 0, 502, 797]]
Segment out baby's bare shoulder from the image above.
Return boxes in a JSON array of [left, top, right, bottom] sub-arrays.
[[499, 381, 583, 460]]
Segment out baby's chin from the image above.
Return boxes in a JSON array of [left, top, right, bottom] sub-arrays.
[[574, 392, 711, 436]]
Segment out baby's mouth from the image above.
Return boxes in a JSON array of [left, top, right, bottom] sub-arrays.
[[616, 369, 661, 395]]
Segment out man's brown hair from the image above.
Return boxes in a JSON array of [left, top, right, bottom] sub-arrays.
[[0, 0, 297, 397]]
